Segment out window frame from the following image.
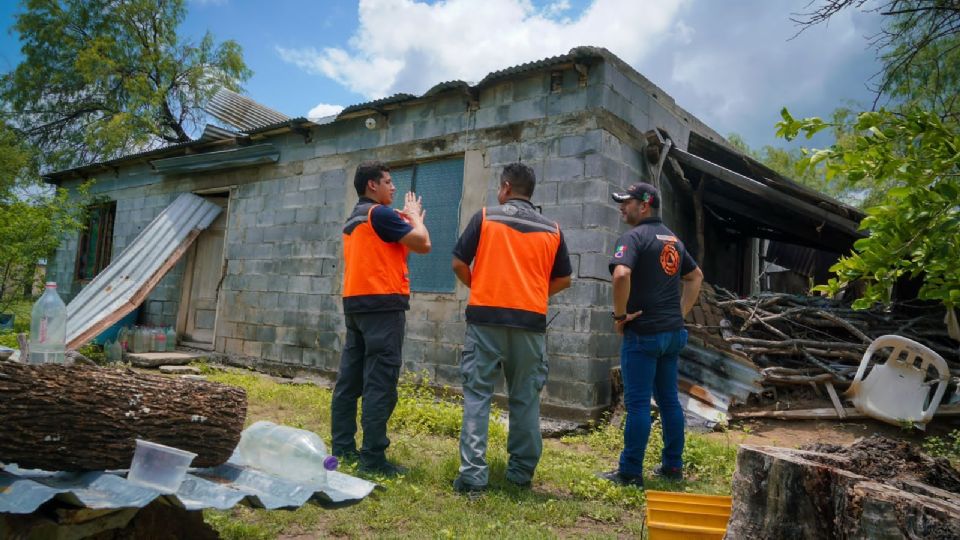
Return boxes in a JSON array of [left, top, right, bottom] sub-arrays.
[[388, 157, 464, 294], [74, 200, 117, 283]]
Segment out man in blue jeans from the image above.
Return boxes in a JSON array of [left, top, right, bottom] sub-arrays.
[[599, 182, 703, 488]]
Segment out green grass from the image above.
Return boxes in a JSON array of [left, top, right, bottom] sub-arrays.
[[201, 367, 741, 539]]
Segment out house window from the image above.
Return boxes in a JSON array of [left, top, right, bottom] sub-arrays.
[[390, 157, 464, 293], [74, 201, 116, 282]]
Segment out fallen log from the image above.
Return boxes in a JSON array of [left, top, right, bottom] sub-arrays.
[[726, 441, 960, 539], [0, 363, 246, 471]]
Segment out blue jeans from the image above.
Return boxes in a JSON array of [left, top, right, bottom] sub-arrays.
[[619, 328, 688, 477]]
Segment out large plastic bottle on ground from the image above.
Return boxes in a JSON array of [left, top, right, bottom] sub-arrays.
[[29, 282, 67, 364], [236, 421, 338, 486]]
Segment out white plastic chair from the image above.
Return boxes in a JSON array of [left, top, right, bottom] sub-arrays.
[[845, 335, 950, 428]]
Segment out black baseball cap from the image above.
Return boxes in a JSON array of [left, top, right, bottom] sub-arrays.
[[611, 182, 660, 208]]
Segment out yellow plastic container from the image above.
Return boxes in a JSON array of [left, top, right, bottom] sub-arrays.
[[645, 490, 731, 540]]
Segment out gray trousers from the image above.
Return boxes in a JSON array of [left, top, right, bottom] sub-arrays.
[[458, 323, 548, 486], [330, 310, 404, 467]]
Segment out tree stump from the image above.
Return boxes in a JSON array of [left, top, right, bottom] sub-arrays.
[[725, 439, 960, 539], [0, 363, 246, 471]]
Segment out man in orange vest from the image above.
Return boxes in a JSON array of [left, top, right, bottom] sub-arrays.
[[332, 160, 431, 477], [450, 162, 572, 493]]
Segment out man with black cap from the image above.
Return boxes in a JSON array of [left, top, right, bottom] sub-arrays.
[[599, 182, 703, 488]]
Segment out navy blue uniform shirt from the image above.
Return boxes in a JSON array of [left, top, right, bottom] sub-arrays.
[[609, 217, 697, 335], [359, 197, 413, 243]]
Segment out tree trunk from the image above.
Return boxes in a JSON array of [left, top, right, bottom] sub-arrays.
[[0, 363, 246, 471], [725, 445, 960, 539]]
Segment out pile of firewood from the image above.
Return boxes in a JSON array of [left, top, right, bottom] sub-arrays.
[[704, 285, 959, 380]]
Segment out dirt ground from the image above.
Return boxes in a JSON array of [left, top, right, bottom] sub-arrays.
[[709, 415, 960, 449]]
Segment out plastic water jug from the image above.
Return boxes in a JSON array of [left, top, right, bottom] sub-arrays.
[[236, 421, 338, 486], [29, 282, 66, 364]]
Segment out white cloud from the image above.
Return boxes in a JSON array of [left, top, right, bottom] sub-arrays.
[[277, 0, 687, 99], [307, 102, 345, 120], [654, 2, 880, 145]]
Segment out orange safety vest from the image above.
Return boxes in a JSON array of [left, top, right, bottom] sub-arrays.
[[466, 202, 561, 332], [342, 202, 410, 313]]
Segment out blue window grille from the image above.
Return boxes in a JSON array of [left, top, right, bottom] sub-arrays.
[[390, 158, 464, 293]]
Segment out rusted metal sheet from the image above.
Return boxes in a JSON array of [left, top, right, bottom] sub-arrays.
[[65, 194, 222, 349], [678, 342, 763, 428], [206, 88, 289, 132]]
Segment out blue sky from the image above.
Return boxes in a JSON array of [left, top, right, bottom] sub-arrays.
[[0, 0, 883, 149]]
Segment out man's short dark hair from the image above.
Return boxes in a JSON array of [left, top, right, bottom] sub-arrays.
[[501, 162, 536, 197], [354, 161, 390, 196]]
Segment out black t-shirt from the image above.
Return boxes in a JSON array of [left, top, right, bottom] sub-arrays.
[[609, 217, 697, 335], [358, 197, 413, 242], [452, 199, 573, 279]]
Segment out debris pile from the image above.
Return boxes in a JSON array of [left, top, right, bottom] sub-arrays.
[[686, 283, 960, 383]]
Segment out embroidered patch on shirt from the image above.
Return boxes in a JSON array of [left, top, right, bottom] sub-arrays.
[[614, 244, 625, 259]]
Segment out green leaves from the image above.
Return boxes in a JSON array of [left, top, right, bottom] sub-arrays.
[[1, 0, 252, 171], [780, 107, 959, 309]]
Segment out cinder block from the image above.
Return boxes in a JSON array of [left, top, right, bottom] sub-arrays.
[[542, 379, 608, 409], [552, 279, 610, 307], [544, 157, 585, 183], [558, 131, 602, 157], [582, 202, 621, 230], [548, 355, 613, 384], [541, 204, 582, 229], [281, 345, 303, 364], [530, 181, 558, 206], [243, 340, 262, 358], [546, 331, 591, 356], [585, 153, 625, 184], [563, 229, 614, 254], [579, 252, 612, 280], [558, 179, 608, 202]]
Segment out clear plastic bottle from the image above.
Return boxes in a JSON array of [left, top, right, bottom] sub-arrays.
[[154, 327, 166, 352], [236, 421, 338, 486], [118, 327, 130, 352], [165, 327, 176, 352], [131, 326, 143, 353], [29, 282, 67, 364], [106, 339, 123, 363]]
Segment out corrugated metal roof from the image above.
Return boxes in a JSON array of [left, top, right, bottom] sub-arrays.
[[198, 124, 242, 143], [206, 88, 290, 132], [339, 93, 418, 115], [0, 459, 375, 514], [65, 194, 222, 348], [422, 80, 471, 98]]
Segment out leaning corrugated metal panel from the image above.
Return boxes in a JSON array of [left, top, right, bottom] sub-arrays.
[[65, 193, 222, 349]]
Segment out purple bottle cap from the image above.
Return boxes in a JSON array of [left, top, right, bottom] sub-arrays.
[[323, 455, 339, 471]]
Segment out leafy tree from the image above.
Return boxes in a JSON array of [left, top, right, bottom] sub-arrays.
[[777, 107, 959, 309], [775, 2, 960, 310], [0, 124, 87, 312], [1, 0, 251, 171]]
